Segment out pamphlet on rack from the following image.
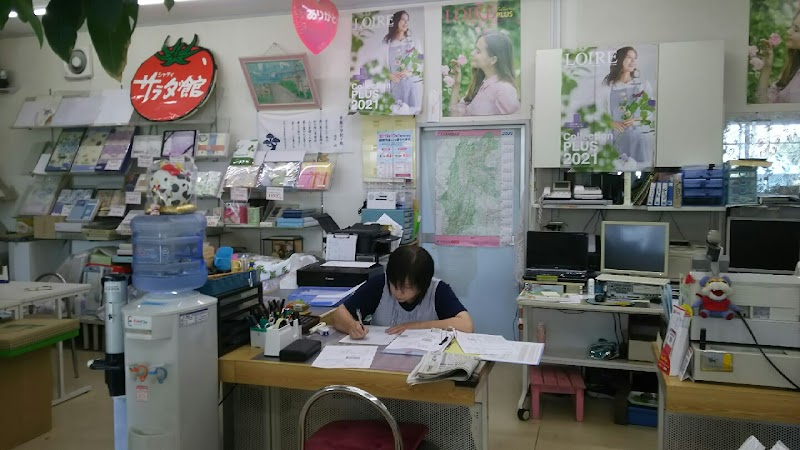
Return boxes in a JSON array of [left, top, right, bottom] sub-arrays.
[[406, 352, 480, 385]]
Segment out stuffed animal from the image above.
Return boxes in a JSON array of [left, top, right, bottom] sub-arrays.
[[692, 275, 738, 319], [148, 162, 195, 214]]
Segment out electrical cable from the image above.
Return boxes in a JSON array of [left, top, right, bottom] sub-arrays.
[[219, 383, 239, 405], [611, 313, 621, 349], [735, 311, 800, 391]]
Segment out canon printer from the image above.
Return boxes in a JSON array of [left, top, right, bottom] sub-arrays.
[[297, 261, 384, 288]]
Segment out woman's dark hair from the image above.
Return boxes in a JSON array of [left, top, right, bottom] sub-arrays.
[[465, 31, 518, 104], [386, 246, 434, 299], [603, 46, 637, 86], [778, 11, 800, 89], [383, 10, 409, 44]]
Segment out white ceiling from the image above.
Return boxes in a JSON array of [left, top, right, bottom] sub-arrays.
[[0, 0, 428, 37]]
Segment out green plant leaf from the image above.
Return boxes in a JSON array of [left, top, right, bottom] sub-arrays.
[[42, 0, 86, 62], [163, 0, 174, 10], [11, 0, 43, 46], [0, 2, 13, 30], [83, 0, 138, 81]]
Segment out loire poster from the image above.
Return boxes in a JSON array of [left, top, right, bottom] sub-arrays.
[[748, 0, 800, 104], [434, 129, 514, 247], [441, 1, 521, 117], [561, 45, 658, 172], [350, 8, 425, 115]]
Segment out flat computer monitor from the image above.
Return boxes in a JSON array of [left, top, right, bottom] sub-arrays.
[[526, 231, 589, 270], [601, 221, 670, 277], [727, 217, 800, 275]]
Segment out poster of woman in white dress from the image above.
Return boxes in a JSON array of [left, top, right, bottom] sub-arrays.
[[561, 45, 658, 172], [350, 8, 425, 115]]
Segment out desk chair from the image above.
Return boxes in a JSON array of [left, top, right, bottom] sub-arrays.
[[299, 385, 429, 450]]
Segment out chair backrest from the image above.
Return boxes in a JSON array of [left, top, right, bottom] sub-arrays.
[[298, 385, 403, 450]]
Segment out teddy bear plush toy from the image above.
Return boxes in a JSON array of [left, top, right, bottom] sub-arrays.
[[692, 275, 738, 320]]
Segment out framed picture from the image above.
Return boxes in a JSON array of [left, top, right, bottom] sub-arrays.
[[239, 54, 320, 110]]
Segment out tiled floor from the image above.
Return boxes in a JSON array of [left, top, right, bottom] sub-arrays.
[[16, 350, 656, 449]]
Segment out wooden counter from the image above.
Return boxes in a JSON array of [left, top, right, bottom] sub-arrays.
[[219, 345, 492, 406], [654, 343, 800, 425]]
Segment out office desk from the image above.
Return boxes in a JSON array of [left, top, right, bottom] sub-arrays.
[[219, 333, 493, 450], [0, 281, 91, 405], [653, 344, 800, 450]]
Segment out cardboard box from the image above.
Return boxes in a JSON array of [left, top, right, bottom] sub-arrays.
[[0, 347, 52, 450], [33, 215, 65, 239]]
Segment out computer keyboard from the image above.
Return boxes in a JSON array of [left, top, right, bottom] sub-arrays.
[[596, 273, 670, 286]]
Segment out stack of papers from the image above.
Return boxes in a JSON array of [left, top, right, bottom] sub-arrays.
[[382, 329, 452, 356], [407, 352, 480, 385], [339, 326, 398, 346], [311, 345, 378, 369]]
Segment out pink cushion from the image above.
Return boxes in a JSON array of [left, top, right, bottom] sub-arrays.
[[305, 420, 429, 450]]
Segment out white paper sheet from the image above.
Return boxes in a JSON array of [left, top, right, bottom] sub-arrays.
[[339, 326, 398, 346], [478, 341, 544, 365], [13, 96, 62, 128], [455, 331, 512, 356], [382, 329, 451, 356], [311, 345, 378, 369], [264, 150, 306, 162], [51, 96, 102, 127], [32, 153, 51, 174], [321, 261, 375, 269], [325, 233, 357, 261], [94, 89, 134, 125]]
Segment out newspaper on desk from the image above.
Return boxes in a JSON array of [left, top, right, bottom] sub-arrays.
[[406, 351, 480, 385]]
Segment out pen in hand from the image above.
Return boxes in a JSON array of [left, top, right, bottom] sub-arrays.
[[356, 309, 364, 326]]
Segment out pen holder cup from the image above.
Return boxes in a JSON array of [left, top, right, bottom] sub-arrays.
[[250, 328, 267, 348], [263, 319, 301, 357]]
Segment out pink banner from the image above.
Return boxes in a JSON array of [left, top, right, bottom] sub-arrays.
[[434, 235, 501, 247]]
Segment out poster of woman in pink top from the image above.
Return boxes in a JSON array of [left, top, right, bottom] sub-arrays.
[[441, 1, 521, 117]]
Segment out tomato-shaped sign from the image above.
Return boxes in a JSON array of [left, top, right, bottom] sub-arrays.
[[131, 35, 217, 122]]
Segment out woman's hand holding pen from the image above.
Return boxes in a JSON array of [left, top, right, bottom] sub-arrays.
[[348, 322, 368, 340]]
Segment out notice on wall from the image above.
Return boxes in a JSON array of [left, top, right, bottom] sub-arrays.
[[362, 116, 416, 181], [257, 110, 351, 153], [349, 7, 425, 115], [560, 45, 658, 172]]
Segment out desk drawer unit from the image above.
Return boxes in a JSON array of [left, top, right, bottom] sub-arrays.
[[226, 386, 487, 450]]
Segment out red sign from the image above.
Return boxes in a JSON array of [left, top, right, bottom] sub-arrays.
[[131, 35, 217, 122]]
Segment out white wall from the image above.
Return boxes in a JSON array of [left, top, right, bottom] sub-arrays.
[[0, 0, 762, 231]]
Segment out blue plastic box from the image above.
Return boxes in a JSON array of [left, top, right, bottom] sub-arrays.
[[627, 405, 657, 427]]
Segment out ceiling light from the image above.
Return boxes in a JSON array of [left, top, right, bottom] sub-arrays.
[[33, 8, 46, 16], [7, 11, 17, 18]]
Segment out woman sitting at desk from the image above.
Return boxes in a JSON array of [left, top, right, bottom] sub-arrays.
[[332, 246, 474, 339]]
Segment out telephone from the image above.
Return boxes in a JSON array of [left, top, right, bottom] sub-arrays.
[[543, 181, 572, 200], [573, 185, 603, 196]]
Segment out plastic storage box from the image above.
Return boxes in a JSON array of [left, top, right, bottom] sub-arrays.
[[681, 165, 725, 206], [725, 164, 758, 205]]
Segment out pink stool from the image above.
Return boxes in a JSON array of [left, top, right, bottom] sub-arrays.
[[529, 365, 586, 422]]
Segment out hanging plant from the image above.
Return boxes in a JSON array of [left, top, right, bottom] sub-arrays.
[[0, 0, 175, 81]]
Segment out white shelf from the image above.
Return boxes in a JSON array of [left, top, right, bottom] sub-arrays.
[[516, 298, 664, 315], [0, 86, 19, 94], [209, 223, 320, 230], [540, 345, 658, 372], [533, 203, 726, 212]]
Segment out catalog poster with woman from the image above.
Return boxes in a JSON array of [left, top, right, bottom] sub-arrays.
[[748, 0, 800, 104], [349, 8, 425, 115], [441, 1, 521, 117], [561, 45, 658, 172]]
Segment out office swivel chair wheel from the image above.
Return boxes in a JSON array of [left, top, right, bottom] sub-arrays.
[[517, 408, 530, 421]]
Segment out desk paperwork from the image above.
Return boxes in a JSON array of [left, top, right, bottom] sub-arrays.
[[383, 329, 453, 356], [455, 332, 544, 365], [339, 326, 398, 346], [312, 345, 378, 369], [478, 341, 543, 365], [325, 233, 358, 261]]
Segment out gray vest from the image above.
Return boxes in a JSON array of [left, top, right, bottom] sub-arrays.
[[371, 276, 441, 327]]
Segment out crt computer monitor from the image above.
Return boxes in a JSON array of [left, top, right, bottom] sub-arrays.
[[601, 221, 670, 278], [526, 231, 589, 270], [726, 217, 800, 275]]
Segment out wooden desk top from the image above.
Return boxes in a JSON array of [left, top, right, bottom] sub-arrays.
[[219, 345, 493, 407], [653, 343, 800, 424]]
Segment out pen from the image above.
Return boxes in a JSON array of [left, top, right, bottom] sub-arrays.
[[356, 309, 364, 326]]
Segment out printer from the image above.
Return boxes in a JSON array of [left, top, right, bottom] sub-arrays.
[[334, 223, 399, 260], [682, 271, 800, 389], [297, 261, 384, 288]]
